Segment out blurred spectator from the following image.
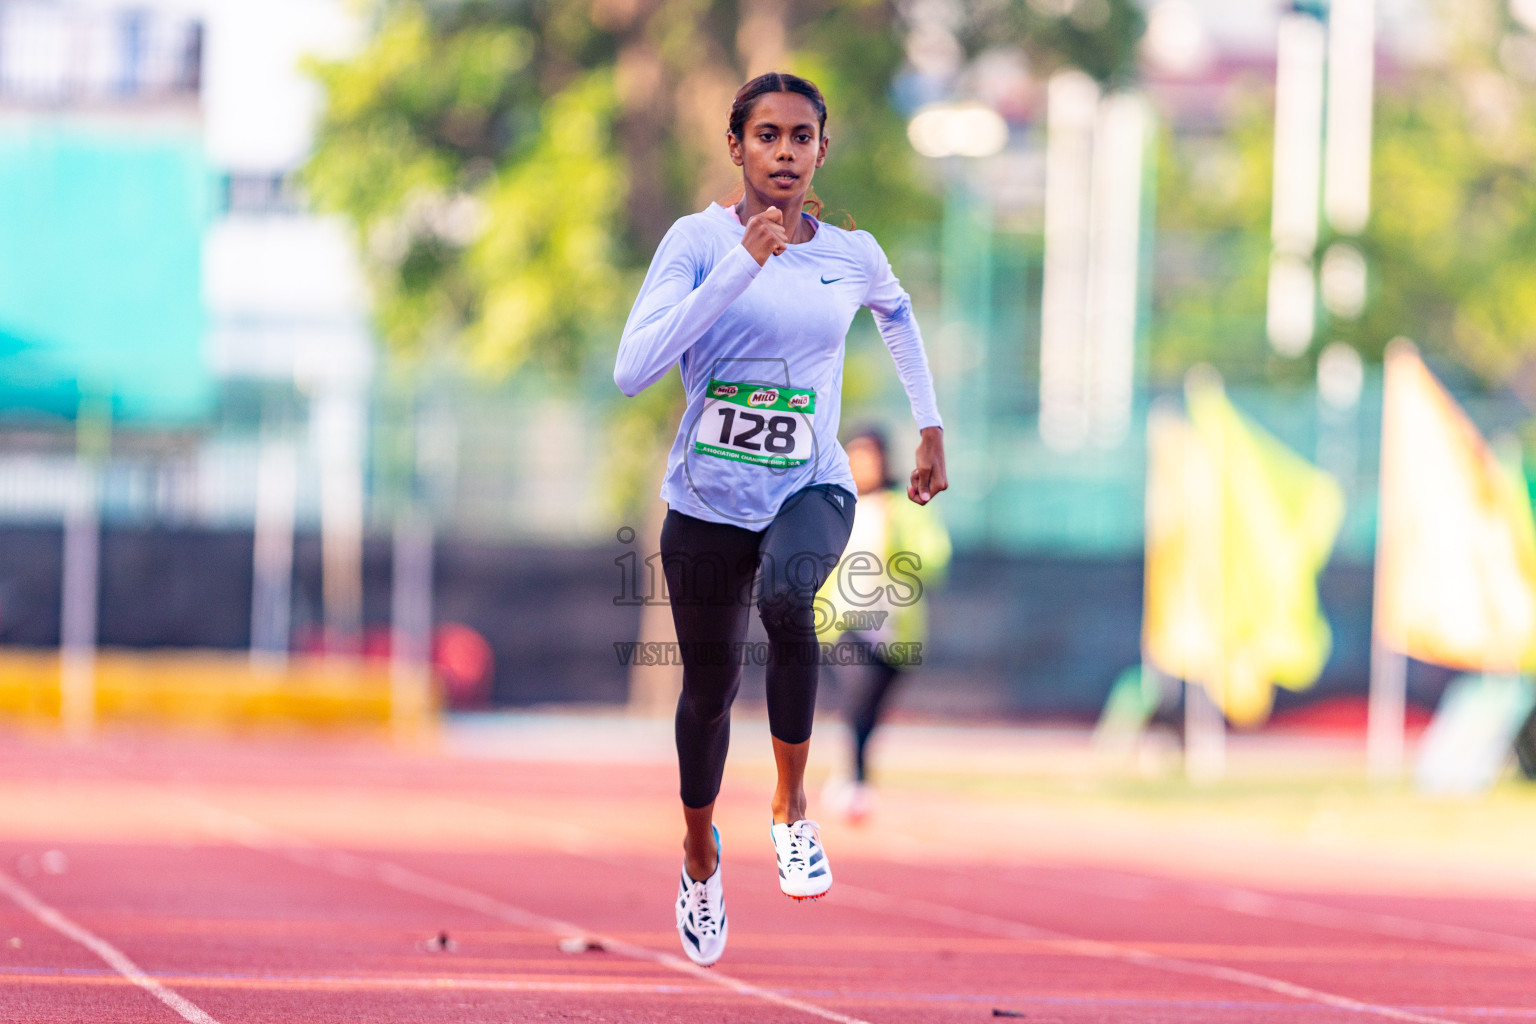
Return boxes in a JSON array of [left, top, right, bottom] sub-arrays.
[[819, 427, 951, 822]]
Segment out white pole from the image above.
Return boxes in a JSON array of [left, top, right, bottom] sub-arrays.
[[1039, 69, 1099, 451], [1185, 678, 1227, 783], [390, 507, 434, 734], [59, 457, 99, 739], [1367, 340, 1411, 779], [1266, 11, 1327, 356], [251, 431, 296, 668], [313, 386, 366, 653], [1349, 0, 1392, 770], [1367, 636, 1407, 779], [1182, 369, 1226, 782], [1270, 13, 1326, 256], [1085, 91, 1149, 450], [1323, 0, 1376, 235], [1142, 400, 1179, 762]]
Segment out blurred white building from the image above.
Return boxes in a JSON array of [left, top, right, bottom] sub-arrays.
[[198, 0, 369, 391], [0, 0, 371, 522]]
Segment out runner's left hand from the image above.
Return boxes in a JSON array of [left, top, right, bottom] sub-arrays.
[[908, 427, 948, 505]]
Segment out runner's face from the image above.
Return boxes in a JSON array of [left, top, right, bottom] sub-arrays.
[[729, 92, 827, 206]]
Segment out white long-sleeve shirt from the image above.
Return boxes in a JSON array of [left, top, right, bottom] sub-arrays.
[[615, 202, 942, 529]]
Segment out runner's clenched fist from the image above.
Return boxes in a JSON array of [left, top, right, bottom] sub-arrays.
[[742, 206, 789, 265]]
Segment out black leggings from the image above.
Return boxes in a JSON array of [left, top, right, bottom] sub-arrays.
[[661, 485, 855, 809], [842, 654, 902, 783]]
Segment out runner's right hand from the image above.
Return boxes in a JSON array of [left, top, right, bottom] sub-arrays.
[[742, 207, 789, 265]]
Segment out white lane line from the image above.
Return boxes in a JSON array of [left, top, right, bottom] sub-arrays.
[[184, 799, 871, 1024], [1162, 879, 1536, 960], [873, 821, 1536, 962], [989, 864, 1536, 960], [0, 868, 221, 1024], [1208, 886, 1536, 956], [834, 883, 1467, 1024]]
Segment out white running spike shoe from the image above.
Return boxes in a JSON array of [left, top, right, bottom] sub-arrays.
[[770, 819, 832, 900], [675, 826, 727, 967]]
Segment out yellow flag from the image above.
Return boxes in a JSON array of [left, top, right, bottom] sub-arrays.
[[1375, 342, 1536, 671], [1144, 371, 1345, 726], [1143, 405, 1225, 703]]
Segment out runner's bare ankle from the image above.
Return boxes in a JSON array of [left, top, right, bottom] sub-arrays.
[[683, 834, 717, 880], [771, 794, 807, 824]]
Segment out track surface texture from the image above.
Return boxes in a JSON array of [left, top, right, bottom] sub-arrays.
[[1, 715, 1534, 1023]]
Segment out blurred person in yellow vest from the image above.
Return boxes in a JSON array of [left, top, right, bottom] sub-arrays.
[[816, 427, 951, 821]]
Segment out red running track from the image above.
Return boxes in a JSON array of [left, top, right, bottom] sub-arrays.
[[0, 728, 1533, 1023]]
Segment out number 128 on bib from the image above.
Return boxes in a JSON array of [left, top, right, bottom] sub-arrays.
[[692, 379, 816, 469]]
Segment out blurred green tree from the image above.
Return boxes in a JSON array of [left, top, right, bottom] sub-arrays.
[[304, 0, 935, 379], [1352, 17, 1536, 394], [965, 0, 1146, 86], [1149, 82, 1277, 384], [304, 0, 626, 374]]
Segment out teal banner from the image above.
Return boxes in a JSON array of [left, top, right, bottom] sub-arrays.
[[0, 123, 211, 421]]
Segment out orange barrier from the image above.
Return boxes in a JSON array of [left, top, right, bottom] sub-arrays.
[[0, 648, 436, 728]]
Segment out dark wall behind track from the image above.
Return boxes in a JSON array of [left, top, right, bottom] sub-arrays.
[[103, 528, 254, 648], [0, 525, 65, 646], [895, 555, 1451, 720], [0, 528, 1453, 717], [287, 536, 638, 705]]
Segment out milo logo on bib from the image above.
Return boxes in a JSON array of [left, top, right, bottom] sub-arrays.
[[693, 378, 817, 469]]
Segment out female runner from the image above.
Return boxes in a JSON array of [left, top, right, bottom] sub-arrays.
[[614, 71, 947, 967]]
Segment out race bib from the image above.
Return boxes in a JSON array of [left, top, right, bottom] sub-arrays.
[[692, 379, 816, 468]]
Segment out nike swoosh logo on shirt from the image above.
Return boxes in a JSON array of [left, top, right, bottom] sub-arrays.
[[820, 276, 843, 284]]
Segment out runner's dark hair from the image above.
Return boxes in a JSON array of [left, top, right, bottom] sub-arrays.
[[728, 72, 853, 229], [845, 424, 894, 490]]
